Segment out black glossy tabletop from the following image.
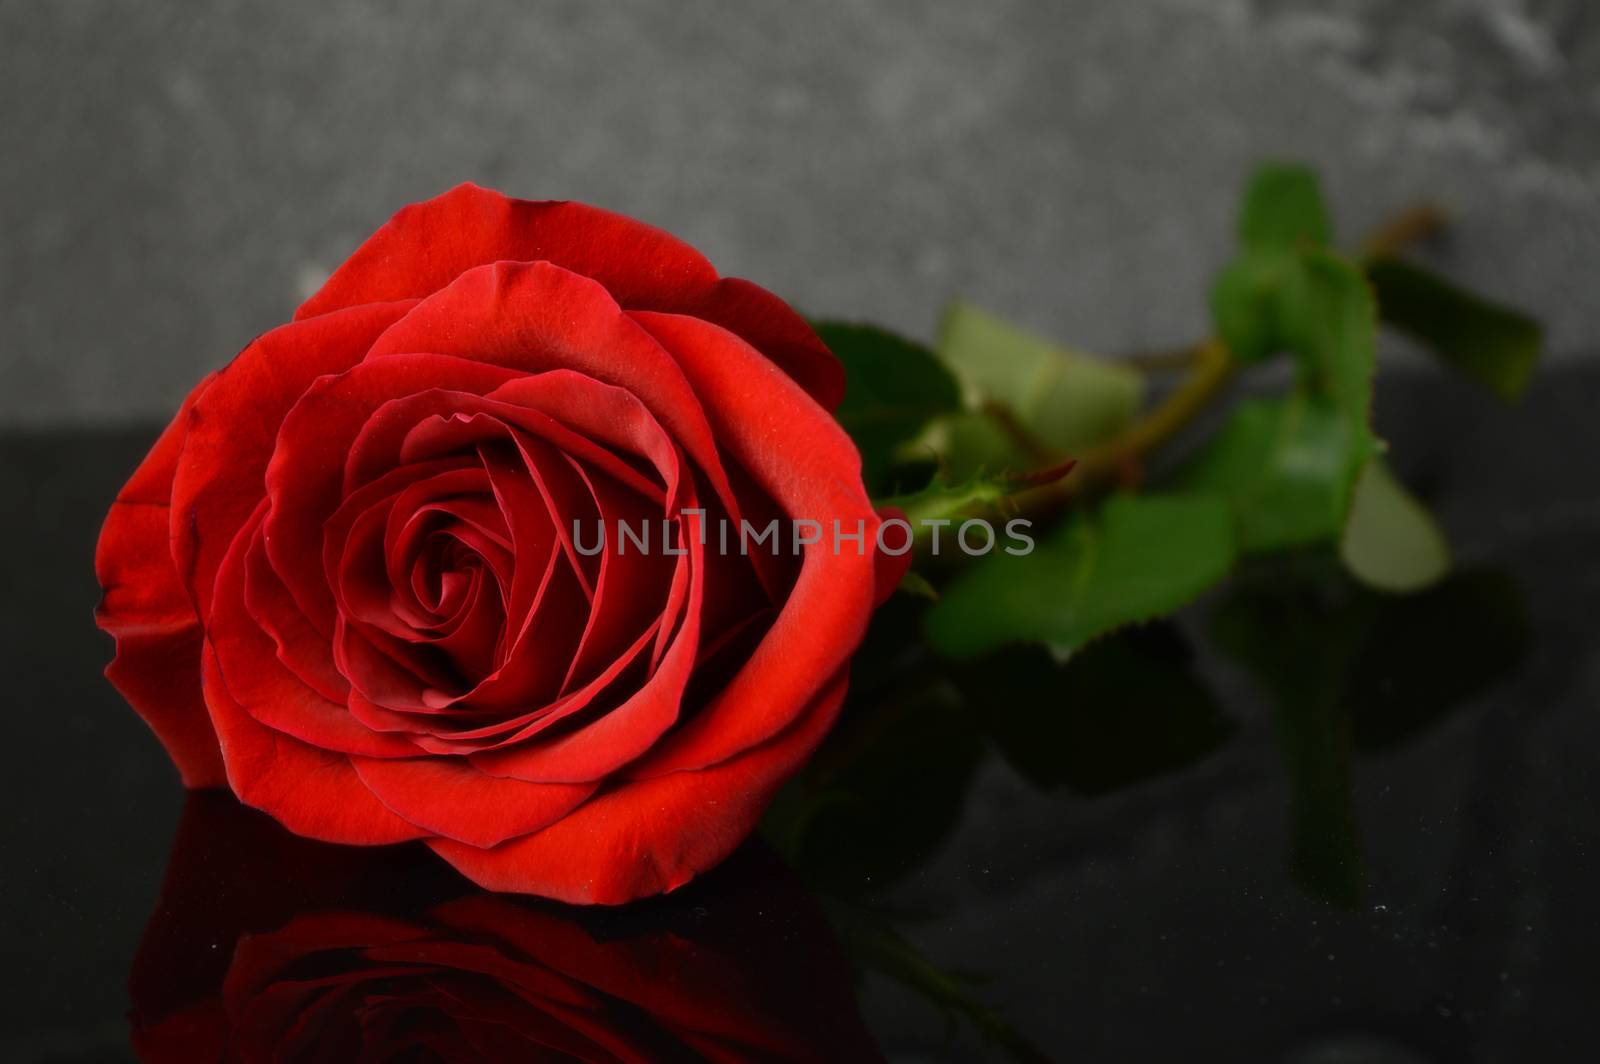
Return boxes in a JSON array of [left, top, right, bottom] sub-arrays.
[[3, 367, 1597, 1063]]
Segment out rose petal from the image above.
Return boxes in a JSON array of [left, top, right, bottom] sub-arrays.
[[360, 260, 738, 513], [624, 312, 880, 776], [264, 354, 522, 634], [169, 301, 415, 620], [460, 495, 703, 781], [105, 625, 223, 788], [334, 610, 482, 716], [556, 454, 676, 695], [215, 520, 423, 759], [480, 370, 686, 508], [430, 669, 847, 903], [96, 375, 226, 787], [350, 757, 596, 849], [295, 182, 843, 408], [872, 505, 916, 605], [348, 385, 665, 505], [332, 465, 508, 641], [244, 523, 350, 705], [320, 456, 494, 634], [202, 512, 430, 843], [391, 614, 662, 754]]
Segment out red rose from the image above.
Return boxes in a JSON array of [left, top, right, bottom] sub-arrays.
[[130, 794, 885, 1063], [97, 184, 905, 903]]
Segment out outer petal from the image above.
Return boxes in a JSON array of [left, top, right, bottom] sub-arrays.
[[624, 311, 882, 777], [350, 757, 596, 849], [169, 301, 416, 619], [294, 182, 844, 409], [360, 260, 738, 513], [105, 627, 221, 789], [95, 376, 226, 787], [872, 505, 915, 605], [202, 640, 429, 846], [426, 670, 847, 904]]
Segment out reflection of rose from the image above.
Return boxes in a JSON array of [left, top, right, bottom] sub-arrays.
[[95, 184, 905, 902], [130, 794, 884, 1063]]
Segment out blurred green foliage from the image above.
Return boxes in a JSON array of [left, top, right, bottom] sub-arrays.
[[787, 161, 1541, 1061]]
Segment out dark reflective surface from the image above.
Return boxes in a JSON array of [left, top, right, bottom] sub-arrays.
[[4, 367, 1599, 1062], [130, 794, 878, 1062]]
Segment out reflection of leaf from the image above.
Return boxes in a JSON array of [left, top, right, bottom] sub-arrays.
[[1339, 459, 1451, 593], [953, 626, 1235, 796], [816, 322, 962, 494], [1347, 568, 1528, 750], [1177, 395, 1357, 553], [773, 684, 986, 893], [761, 592, 972, 883], [934, 301, 1143, 454], [847, 591, 932, 695], [1210, 564, 1365, 906], [1211, 559, 1529, 904], [926, 493, 1235, 660], [1366, 255, 1542, 400], [827, 900, 1051, 1064]]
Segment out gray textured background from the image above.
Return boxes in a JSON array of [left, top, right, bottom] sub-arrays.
[[5, 0, 1600, 426]]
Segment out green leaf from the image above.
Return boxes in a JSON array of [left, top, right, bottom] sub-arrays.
[[934, 301, 1143, 454], [813, 322, 962, 494], [1210, 164, 1333, 364], [925, 493, 1235, 660], [1208, 169, 1376, 387], [1202, 250, 1382, 550], [1365, 255, 1542, 400], [1237, 163, 1332, 252], [1279, 250, 1379, 435], [1209, 254, 1286, 364], [951, 626, 1234, 796], [1177, 395, 1360, 553], [839, 591, 931, 696], [1339, 459, 1451, 592]]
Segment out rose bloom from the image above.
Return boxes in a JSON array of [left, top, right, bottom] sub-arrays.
[[129, 794, 884, 1063], [97, 184, 904, 903]]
